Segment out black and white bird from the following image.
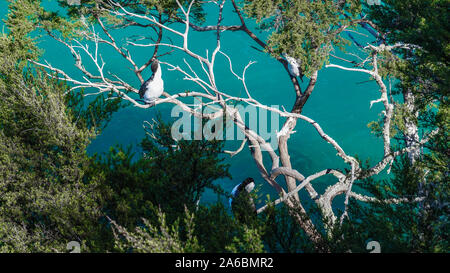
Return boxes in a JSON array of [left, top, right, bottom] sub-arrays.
[[283, 53, 304, 82], [229, 177, 256, 217], [139, 59, 164, 105]]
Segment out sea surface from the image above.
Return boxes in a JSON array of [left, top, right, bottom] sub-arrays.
[[1, 1, 388, 211]]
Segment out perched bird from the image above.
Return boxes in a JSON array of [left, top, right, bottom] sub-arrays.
[[139, 59, 164, 105], [229, 177, 257, 220], [283, 53, 304, 82]]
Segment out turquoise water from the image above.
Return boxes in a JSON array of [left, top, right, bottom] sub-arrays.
[[1, 1, 387, 208]]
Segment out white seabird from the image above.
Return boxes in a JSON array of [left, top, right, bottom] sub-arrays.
[[139, 59, 164, 105], [283, 53, 304, 82]]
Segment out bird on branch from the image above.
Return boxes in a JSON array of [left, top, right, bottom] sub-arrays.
[[283, 53, 304, 82], [139, 59, 164, 105]]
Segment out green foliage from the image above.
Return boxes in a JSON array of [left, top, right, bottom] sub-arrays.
[[89, 116, 231, 232], [59, 0, 206, 29], [242, 0, 362, 74], [369, 0, 449, 105], [3, 1, 41, 66], [333, 157, 449, 252], [230, 189, 257, 224], [111, 208, 202, 253], [65, 89, 126, 134], [355, 1, 449, 253], [363, 1, 449, 253], [261, 204, 314, 253], [6, 0, 80, 45], [193, 202, 239, 252], [369, 0, 449, 66], [193, 199, 266, 253], [140, 116, 231, 213], [225, 224, 265, 253], [0, 35, 109, 252], [0, 8, 125, 251]]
